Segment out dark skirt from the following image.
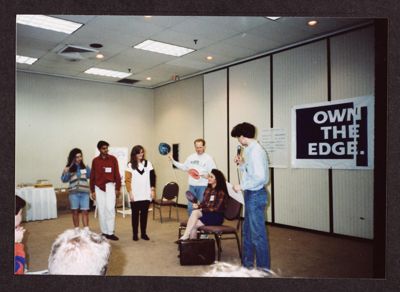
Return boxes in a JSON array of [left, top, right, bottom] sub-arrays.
[[200, 212, 224, 226]]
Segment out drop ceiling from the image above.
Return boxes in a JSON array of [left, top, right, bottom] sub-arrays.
[[16, 15, 372, 89]]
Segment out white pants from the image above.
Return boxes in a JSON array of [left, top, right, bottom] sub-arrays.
[[95, 183, 116, 235]]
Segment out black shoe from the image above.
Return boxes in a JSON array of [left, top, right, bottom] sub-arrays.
[[133, 234, 139, 241], [106, 234, 119, 241], [141, 234, 150, 240]]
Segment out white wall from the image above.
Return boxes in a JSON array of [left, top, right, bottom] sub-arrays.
[[153, 76, 204, 206], [228, 57, 272, 221], [204, 69, 228, 177], [330, 26, 375, 238], [273, 40, 330, 232], [16, 72, 154, 188]]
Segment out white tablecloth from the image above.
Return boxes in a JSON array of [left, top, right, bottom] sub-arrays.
[[16, 187, 58, 221]]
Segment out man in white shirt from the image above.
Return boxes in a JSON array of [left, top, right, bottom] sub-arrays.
[[169, 138, 216, 216]]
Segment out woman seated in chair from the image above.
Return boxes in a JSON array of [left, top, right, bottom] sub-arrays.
[[177, 168, 228, 241]]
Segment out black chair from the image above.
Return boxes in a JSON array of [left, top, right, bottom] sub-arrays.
[[178, 197, 242, 262], [153, 182, 179, 223]]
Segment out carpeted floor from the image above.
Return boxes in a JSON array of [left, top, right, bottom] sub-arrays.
[[21, 206, 373, 278]]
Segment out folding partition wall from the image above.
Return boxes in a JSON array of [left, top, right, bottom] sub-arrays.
[[203, 25, 375, 239]]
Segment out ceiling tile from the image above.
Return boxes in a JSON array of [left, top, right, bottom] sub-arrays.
[[150, 28, 214, 50], [166, 58, 215, 70], [204, 42, 257, 60], [169, 17, 240, 42], [50, 15, 96, 24], [17, 23, 70, 44], [193, 16, 268, 33], [130, 16, 191, 28], [223, 33, 281, 53]]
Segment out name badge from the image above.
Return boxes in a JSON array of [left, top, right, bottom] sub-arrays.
[[104, 167, 112, 173], [81, 169, 87, 174], [210, 195, 215, 202]]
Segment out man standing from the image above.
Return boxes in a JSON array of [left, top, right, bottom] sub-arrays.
[[90, 140, 121, 241], [231, 122, 270, 271], [168, 138, 216, 216]]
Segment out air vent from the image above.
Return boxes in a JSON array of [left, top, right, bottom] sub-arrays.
[[57, 45, 98, 61], [59, 45, 98, 54], [117, 78, 139, 84]]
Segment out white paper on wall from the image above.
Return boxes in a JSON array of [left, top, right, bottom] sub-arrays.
[[260, 128, 288, 168]]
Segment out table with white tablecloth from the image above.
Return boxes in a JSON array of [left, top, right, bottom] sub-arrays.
[[15, 187, 58, 221]]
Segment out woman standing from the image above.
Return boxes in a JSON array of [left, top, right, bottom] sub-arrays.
[[177, 168, 228, 241], [61, 148, 91, 230], [125, 145, 156, 241]]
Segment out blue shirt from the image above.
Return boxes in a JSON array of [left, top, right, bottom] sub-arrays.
[[239, 140, 269, 191]]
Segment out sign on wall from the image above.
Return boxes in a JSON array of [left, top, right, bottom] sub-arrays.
[[260, 128, 288, 168], [291, 96, 374, 169]]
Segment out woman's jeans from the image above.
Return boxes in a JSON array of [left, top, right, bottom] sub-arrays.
[[242, 187, 270, 270]]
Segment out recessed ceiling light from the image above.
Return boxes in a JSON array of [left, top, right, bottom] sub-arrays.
[[146, 77, 152, 81], [16, 55, 38, 65], [134, 40, 194, 57], [96, 53, 104, 59], [144, 16, 152, 19], [266, 17, 281, 21], [16, 14, 83, 34], [84, 68, 132, 78], [206, 56, 213, 61], [308, 20, 318, 27]]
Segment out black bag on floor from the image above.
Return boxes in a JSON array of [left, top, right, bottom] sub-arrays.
[[179, 239, 216, 265]]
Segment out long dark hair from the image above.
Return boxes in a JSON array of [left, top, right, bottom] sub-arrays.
[[210, 169, 229, 196], [15, 195, 26, 215], [129, 145, 145, 170], [66, 148, 86, 173]]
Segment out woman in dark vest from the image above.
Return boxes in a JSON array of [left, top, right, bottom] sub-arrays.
[[61, 148, 91, 231]]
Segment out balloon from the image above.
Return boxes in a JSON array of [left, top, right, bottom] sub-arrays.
[[158, 143, 171, 155]]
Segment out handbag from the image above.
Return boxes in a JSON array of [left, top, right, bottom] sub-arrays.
[[179, 239, 216, 265]]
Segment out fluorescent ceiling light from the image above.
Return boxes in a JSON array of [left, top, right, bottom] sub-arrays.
[[16, 55, 38, 65], [266, 17, 281, 21], [134, 40, 194, 57], [16, 14, 82, 34], [84, 68, 132, 78]]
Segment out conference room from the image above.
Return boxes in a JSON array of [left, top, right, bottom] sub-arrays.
[[15, 15, 387, 278]]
